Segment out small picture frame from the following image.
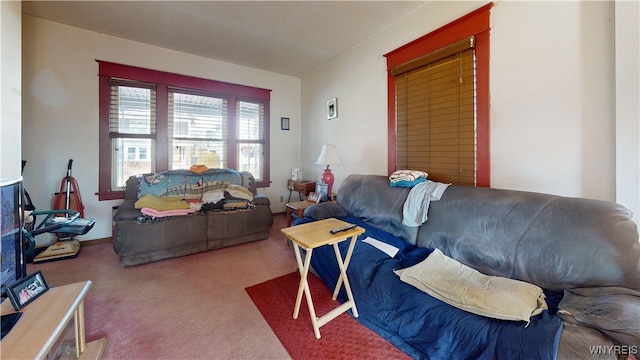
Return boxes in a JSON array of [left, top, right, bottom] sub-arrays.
[[308, 192, 321, 203], [316, 182, 329, 202], [281, 117, 290, 131], [327, 98, 338, 120], [6, 270, 49, 311]]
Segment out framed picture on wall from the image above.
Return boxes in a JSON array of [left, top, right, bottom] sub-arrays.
[[315, 182, 329, 202], [281, 117, 290, 130], [327, 98, 338, 120]]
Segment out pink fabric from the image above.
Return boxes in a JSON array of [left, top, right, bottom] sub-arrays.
[[141, 207, 196, 218]]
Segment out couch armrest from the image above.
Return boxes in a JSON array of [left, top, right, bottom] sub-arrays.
[[303, 202, 347, 220], [252, 193, 270, 206], [113, 199, 141, 221], [239, 171, 257, 194], [124, 175, 140, 200]]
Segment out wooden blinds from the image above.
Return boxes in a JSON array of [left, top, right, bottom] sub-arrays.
[[394, 37, 476, 186]]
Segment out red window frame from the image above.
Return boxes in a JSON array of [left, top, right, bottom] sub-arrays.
[[96, 61, 271, 200], [384, 3, 492, 187]]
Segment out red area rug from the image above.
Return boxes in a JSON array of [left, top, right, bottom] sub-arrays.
[[246, 271, 410, 360]]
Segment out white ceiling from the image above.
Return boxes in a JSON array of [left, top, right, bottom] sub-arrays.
[[22, 1, 427, 77]]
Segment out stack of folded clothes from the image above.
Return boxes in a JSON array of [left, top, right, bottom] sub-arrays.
[[134, 194, 196, 218], [389, 170, 428, 188], [134, 182, 257, 217]]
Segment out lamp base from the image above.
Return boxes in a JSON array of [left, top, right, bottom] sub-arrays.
[[321, 168, 334, 200]]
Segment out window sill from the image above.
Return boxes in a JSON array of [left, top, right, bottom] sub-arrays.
[[96, 190, 125, 201]]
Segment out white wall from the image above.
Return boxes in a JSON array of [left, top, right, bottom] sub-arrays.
[[302, 1, 639, 223], [1, 1, 21, 179], [21, 17, 301, 243], [20, 0, 640, 243], [615, 1, 640, 225]]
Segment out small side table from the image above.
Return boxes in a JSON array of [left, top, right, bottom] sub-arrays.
[[285, 200, 316, 227], [1, 281, 107, 359], [281, 218, 365, 339], [287, 180, 316, 202]]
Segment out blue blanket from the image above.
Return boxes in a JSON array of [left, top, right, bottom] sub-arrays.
[[303, 216, 563, 360]]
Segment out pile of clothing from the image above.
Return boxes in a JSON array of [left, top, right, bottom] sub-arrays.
[[389, 170, 428, 188]]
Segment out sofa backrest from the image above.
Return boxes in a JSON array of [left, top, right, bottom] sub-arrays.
[[337, 174, 418, 244], [418, 185, 640, 291], [338, 174, 640, 292], [124, 168, 257, 200]]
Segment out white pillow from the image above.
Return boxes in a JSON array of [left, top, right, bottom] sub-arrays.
[[225, 184, 254, 201], [394, 249, 547, 324], [202, 190, 225, 204]]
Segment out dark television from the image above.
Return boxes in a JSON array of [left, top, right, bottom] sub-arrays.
[[1, 176, 26, 299]]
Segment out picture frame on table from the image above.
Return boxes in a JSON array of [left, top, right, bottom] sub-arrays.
[[308, 192, 321, 203], [315, 182, 329, 202], [6, 270, 49, 311]]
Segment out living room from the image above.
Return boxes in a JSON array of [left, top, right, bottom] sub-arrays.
[[1, 0, 639, 358], [1, 0, 636, 241]]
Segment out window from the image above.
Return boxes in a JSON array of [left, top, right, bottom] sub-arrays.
[[168, 90, 227, 171], [385, 3, 491, 187], [97, 61, 271, 200], [394, 39, 476, 185]]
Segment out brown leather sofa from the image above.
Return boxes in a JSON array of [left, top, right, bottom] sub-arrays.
[[112, 169, 272, 266]]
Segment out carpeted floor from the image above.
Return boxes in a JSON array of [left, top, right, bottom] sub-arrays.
[[25, 213, 409, 359], [27, 214, 296, 359], [246, 271, 410, 360]]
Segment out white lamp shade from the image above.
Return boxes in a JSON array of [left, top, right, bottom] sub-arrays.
[[315, 144, 342, 166]]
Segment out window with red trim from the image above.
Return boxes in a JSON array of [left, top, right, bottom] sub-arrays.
[[97, 61, 271, 200], [385, 3, 492, 187]]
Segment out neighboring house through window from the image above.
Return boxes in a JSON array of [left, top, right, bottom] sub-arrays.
[[97, 61, 271, 200], [385, 3, 491, 187]]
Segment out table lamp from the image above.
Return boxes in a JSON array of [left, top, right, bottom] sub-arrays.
[[315, 144, 342, 197]]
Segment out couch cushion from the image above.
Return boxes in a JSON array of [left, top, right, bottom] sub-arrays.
[[557, 287, 640, 347], [395, 248, 548, 324]]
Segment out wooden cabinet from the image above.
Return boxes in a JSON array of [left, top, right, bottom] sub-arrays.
[[287, 180, 316, 201]]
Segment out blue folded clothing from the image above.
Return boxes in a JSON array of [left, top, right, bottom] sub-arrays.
[[389, 177, 426, 188]]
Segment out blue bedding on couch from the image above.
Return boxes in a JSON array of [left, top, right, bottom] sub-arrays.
[[302, 216, 563, 360]]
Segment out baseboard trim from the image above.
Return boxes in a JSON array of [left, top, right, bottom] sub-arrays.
[[80, 237, 112, 246]]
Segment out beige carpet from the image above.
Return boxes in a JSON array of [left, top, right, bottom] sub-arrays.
[[28, 214, 297, 360]]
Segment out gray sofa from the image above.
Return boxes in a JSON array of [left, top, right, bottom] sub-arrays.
[[304, 174, 640, 359], [113, 169, 273, 266]]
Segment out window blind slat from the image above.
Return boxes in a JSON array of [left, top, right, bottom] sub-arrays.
[[392, 37, 474, 76], [167, 90, 228, 170], [109, 85, 156, 135], [395, 46, 476, 185]]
